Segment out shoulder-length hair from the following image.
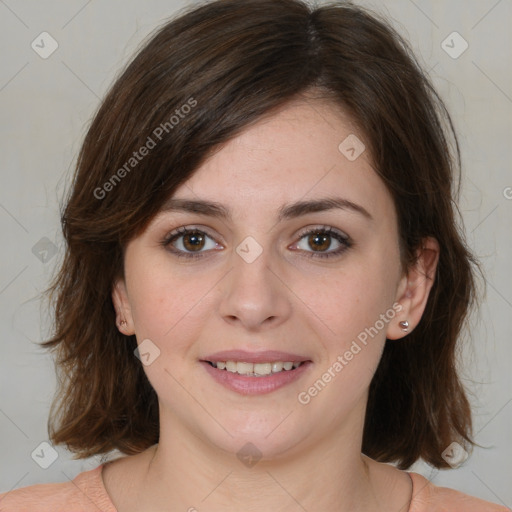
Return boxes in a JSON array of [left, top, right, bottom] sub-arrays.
[[41, 0, 480, 470]]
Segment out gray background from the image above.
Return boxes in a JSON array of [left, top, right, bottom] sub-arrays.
[[0, 0, 511, 507]]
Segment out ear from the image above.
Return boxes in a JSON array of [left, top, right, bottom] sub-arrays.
[[387, 237, 440, 340], [112, 278, 136, 336]]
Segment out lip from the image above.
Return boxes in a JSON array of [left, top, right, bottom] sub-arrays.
[[201, 350, 311, 364], [200, 359, 313, 395]]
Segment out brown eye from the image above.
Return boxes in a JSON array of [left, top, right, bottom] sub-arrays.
[[182, 231, 206, 252], [308, 232, 331, 252], [163, 227, 221, 259], [292, 227, 352, 260]]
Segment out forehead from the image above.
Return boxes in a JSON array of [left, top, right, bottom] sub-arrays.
[[169, 98, 395, 225]]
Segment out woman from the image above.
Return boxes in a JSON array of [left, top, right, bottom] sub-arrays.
[[0, 0, 507, 510]]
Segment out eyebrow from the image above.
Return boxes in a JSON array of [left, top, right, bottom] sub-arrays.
[[160, 196, 373, 222]]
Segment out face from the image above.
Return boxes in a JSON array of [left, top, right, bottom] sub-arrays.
[[113, 97, 419, 460]]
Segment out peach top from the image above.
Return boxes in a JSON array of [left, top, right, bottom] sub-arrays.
[[0, 464, 508, 511]]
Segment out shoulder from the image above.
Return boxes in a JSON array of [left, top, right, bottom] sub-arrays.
[[408, 471, 509, 512], [0, 464, 117, 512]]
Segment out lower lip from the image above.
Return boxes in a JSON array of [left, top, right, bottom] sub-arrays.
[[201, 361, 312, 395]]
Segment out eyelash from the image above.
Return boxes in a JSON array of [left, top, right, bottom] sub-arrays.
[[161, 225, 352, 260]]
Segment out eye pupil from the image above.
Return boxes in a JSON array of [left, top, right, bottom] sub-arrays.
[[183, 232, 205, 251], [309, 232, 330, 251]]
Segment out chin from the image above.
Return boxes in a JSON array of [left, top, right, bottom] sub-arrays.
[[199, 414, 312, 463]]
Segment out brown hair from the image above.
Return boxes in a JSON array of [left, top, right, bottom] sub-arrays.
[[41, 0, 480, 469]]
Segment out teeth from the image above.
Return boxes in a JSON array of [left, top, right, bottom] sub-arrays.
[[237, 362, 253, 374], [254, 362, 272, 375], [271, 362, 283, 373], [210, 360, 303, 376]]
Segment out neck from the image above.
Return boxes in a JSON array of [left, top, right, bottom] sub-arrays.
[[135, 408, 389, 511]]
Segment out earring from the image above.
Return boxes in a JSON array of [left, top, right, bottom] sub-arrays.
[[399, 320, 409, 332], [118, 319, 127, 327]]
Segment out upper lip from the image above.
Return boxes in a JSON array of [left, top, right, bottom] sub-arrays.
[[202, 350, 311, 364]]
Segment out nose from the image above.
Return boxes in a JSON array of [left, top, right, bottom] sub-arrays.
[[218, 241, 292, 332]]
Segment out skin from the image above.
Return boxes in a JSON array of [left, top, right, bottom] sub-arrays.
[[108, 96, 439, 512]]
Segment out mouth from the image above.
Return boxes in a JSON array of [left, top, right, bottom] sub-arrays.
[[199, 351, 313, 395]]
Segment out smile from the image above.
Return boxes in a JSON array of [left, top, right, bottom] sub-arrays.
[[201, 360, 312, 395], [207, 360, 303, 376]]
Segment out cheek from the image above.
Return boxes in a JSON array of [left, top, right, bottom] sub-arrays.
[[298, 253, 399, 346], [126, 252, 218, 350], [125, 257, 216, 399], [293, 239, 401, 405], [296, 264, 398, 416]]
